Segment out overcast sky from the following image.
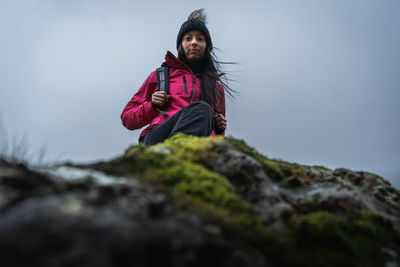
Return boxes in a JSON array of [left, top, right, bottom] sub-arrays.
[[1, 0, 399, 188]]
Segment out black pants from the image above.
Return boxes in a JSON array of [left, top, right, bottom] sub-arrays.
[[143, 101, 213, 146]]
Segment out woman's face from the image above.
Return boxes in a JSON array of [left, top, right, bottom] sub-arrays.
[[181, 30, 207, 61]]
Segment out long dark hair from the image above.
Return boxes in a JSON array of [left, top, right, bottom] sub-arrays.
[[178, 44, 236, 113]]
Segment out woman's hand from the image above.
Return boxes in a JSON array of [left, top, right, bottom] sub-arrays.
[[152, 91, 171, 107], [214, 113, 227, 131]]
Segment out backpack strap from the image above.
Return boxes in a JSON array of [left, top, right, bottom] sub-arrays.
[[156, 65, 170, 95], [153, 65, 170, 116]]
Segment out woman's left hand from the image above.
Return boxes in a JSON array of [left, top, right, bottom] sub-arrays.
[[214, 113, 227, 131]]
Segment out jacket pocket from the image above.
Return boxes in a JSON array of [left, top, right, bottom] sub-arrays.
[[182, 76, 188, 94]]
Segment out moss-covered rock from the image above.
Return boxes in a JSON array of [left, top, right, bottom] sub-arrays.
[[88, 135, 260, 247], [278, 210, 400, 266], [1, 134, 399, 267], [93, 134, 400, 266]]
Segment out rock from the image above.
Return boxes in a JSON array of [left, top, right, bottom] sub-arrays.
[[0, 135, 399, 267], [0, 158, 268, 267], [204, 140, 272, 202]]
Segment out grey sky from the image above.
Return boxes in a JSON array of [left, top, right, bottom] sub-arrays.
[[1, 0, 399, 188]]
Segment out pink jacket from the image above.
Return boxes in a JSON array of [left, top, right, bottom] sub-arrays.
[[121, 51, 225, 141]]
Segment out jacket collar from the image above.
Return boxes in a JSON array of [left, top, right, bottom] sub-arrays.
[[164, 51, 193, 72], [164, 51, 225, 78]]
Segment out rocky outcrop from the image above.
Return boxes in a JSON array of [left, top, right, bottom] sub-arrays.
[[0, 134, 399, 266]]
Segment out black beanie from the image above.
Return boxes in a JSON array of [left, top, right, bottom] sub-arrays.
[[176, 9, 212, 50]]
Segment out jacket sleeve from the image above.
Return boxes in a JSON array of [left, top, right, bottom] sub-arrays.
[[121, 71, 159, 130], [216, 83, 226, 136]]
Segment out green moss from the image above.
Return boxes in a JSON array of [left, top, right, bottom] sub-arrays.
[[275, 210, 400, 266], [106, 134, 263, 233], [243, 156, 312, 187], [101, 135, 399, 266], [225, 137, 269, 163], [225, 137, 328, 187], [151, 133, 224, 162], [271, 160, 310, 186], [108, 144, 173, 177]]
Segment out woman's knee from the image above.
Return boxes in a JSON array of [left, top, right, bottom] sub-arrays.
[[187, 101, 212, 115]]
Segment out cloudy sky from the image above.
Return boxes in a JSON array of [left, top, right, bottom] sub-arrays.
[[1, 0, 399, 188]]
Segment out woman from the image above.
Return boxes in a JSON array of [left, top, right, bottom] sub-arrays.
[[121, 9, 230, 145]]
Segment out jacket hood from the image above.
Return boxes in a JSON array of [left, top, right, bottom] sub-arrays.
[[164, 51, 193, 72]]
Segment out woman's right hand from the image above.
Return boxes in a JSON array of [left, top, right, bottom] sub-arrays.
[[152, 91, 171, 107]]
